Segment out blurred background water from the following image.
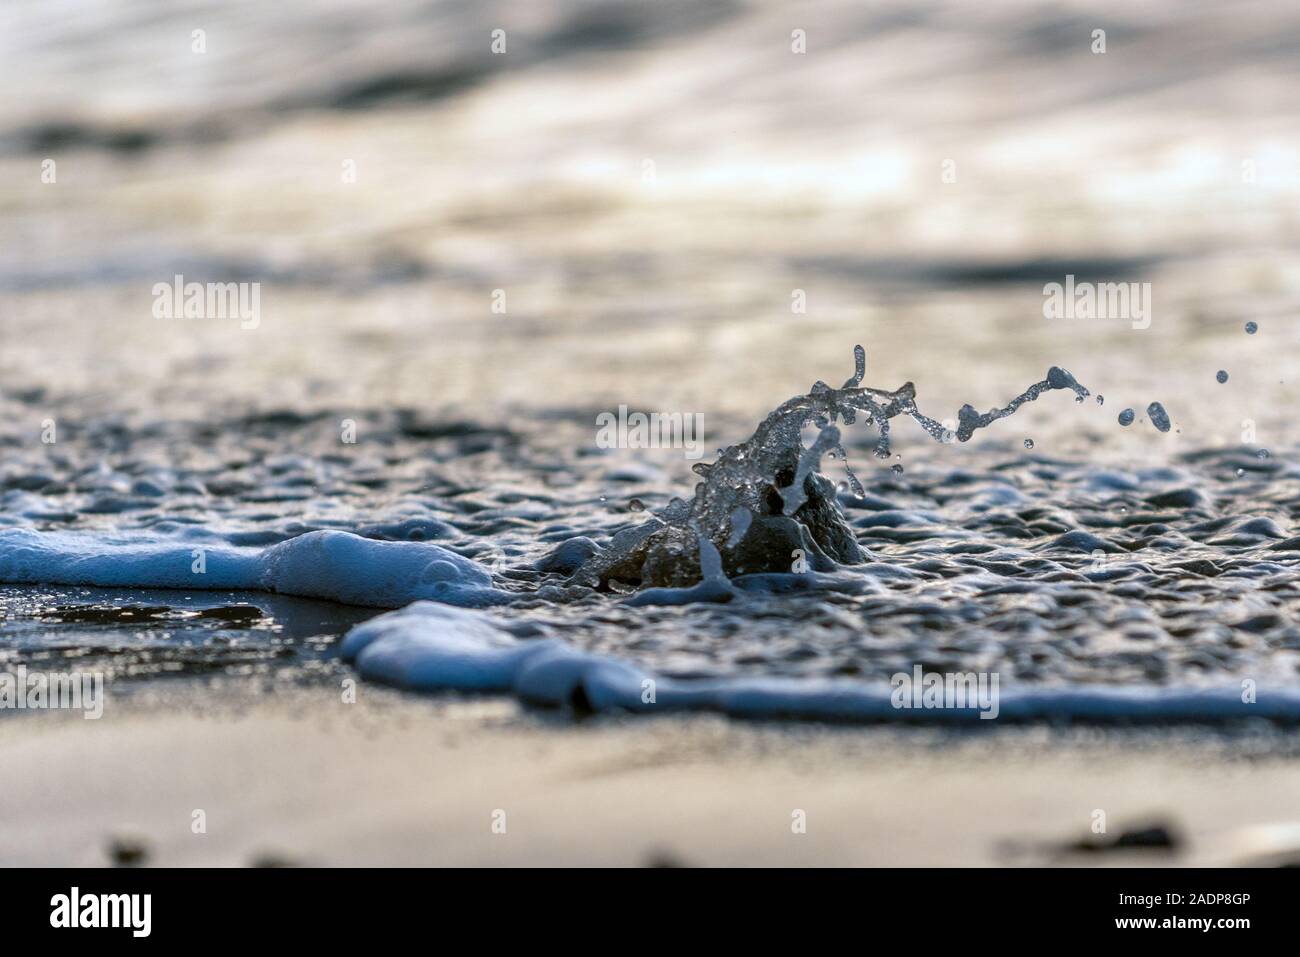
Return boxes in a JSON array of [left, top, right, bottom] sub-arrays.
[[1, 0, 1297, 450]]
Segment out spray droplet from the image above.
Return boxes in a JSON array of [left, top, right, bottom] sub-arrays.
[[1236, 468, 1245, 477], [1023, 438, 1034, 450], [1245, 321, 1258, 334], [890, 463, 904, 474], [1216, 370, 1228, 384], [1118, 408, 1135, 427], [628, 498, 645, 512], [1095, 395, 1104, 406], [598, 496, 607, 503], [1146, 402, 1172, 433], [1257, 448, 1270, 460]]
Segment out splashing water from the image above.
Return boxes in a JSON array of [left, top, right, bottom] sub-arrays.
[[577, 345, 1089, 589], [1147, 401, 1172, 433]]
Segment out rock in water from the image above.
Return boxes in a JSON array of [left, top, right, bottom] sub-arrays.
[[577, 345, 1090, 589]]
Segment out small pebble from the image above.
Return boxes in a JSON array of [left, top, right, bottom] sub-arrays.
[[108, 836, 150, 867]]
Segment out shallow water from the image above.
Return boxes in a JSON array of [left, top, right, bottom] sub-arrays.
[[0, 586, 367, 689], [2, 381, 1298, 721]]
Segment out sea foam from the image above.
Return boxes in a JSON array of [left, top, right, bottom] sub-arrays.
[[341, 603, 1300, 724], [0, 528, 506, 608]]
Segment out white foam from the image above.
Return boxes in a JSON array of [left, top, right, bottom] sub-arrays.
[[342, 602, 1300, 723], [0, 528, 506, 608]]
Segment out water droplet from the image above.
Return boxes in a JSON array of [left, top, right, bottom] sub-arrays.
[[1095, 395, 1104, 406], [1023, 438, 1034, 449], [1245, 321, 1258, 334], [1118, 408, 1135, 427], [1146, 402, 1171, 433], [598, 496, 607, 503], [1216, 370, 1229, 384], [890, 463, 904, 474], [1257, 448, 1270, 460], [1235, 468, 1245, 477], [628, 498, 645, 512]]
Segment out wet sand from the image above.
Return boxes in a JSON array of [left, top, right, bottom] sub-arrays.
[[3, 691, 1299, 867]]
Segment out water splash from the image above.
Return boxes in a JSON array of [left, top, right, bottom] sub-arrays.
[[1147, 401, 1172, 433], [577, 345, 1090, 589]]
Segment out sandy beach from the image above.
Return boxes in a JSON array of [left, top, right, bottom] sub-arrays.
[[4, 688, 1299, 868]]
